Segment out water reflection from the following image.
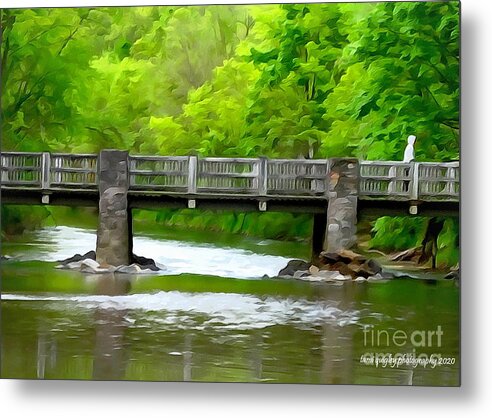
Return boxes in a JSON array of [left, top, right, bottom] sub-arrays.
[[249, 331, 262, 381], [94, 274, 132, 296], [91, 274, 131, 380], [31, 274, 133, 380], [36, 331, 57, 379], [318, 284, 355, 384], [92, 307, 129, 380], [183, 333, 192, 381]]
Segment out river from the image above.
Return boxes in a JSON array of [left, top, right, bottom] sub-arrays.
[[1, 225, 459, 385]]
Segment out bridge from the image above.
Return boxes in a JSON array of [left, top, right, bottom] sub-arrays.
[[1, 150, 459, 266]]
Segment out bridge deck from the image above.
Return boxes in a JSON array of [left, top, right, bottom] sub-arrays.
[[1, 152, 459, 213]]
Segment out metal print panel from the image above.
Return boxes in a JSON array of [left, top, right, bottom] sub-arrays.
[[0, 1, 460, 385]]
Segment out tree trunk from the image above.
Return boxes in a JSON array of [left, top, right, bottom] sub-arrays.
[[418, 218, 445, 268]]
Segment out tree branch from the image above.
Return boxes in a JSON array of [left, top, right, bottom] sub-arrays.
[[1, 12, 16, 91], [57, 14, 89, 56], [9, 26, 69, 56], [439, 121, 459, 130], [57, 27, 80, 56]]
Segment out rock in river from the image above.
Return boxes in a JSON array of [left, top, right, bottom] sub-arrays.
[[277, 249, 384, 283], [278, 259, 311, 277]]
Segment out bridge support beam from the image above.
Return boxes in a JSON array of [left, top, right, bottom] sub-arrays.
[[96, 150, 132, 266]]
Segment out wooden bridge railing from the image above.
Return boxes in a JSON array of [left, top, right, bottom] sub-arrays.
[[126, 156, 329, 197], [129, 155, 189, 192], [0, 152, 459, 202], [359, 160, 459, 201], [49, 153, 98, 188], [0, 152, 43, 187], [0, 152, 98, 190]]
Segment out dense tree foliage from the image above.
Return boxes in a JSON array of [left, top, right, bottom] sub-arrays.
[[0, 3, 459, 266]]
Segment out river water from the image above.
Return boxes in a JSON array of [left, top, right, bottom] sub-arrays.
[[1, 225, 459, 385]]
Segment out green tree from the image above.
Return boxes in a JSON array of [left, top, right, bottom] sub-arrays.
[[321, 1, 459, 161]]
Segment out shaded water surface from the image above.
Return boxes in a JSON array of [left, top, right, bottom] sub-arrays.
[[1, 227, 459, 385]]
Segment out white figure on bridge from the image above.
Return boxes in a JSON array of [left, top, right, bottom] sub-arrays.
[[403, 135, 416, 162]]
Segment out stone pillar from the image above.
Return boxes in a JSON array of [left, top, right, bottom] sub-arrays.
[[96, 150, 131, 266], [324, 158, 359, 252]]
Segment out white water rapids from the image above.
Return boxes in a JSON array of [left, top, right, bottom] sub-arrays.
[[15, 226, 293, 279]]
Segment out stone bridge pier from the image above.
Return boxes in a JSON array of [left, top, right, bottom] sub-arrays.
[[312, 158, 359, 259], [96, 150, 132, 266]]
